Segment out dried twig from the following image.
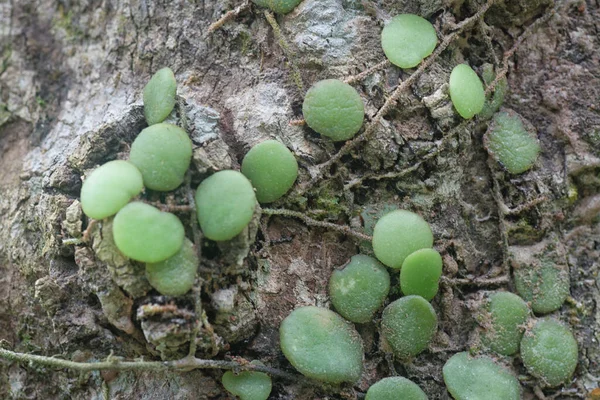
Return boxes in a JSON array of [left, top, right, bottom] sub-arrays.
[[289, 118, 306, 126], [206, 1, 251, 35], [501, 196, 548, 216]]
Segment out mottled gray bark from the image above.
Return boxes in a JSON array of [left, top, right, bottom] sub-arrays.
[[0, 0, 599, 398]]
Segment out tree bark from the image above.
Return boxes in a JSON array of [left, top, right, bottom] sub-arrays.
[[0, 0, 599, 398]]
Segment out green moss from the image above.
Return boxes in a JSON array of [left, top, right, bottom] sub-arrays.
[[567, 185, 578, 205], [365, 377, 428, 400], [506, 218, 544, 245], [520, 319, 578, 387], [279, 306, 363, 383], [381, 296, 437, 359], [443, 352, 521, 400], [484, 110, 541, 174], [302, 79, 365, 141], [221, 361, 272, 400], [54, 9, 85, 39], [329, 254, 391, 323], [479, 292, 529, 356]]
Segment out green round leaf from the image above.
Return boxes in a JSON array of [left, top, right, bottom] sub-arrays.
[[222, 361, 272, 400], [241, 140, 298, 203], [400, 248, 442, 301], [329, 254, 390, 323], [195, 170, 257, 241], [449, 64, 485, 119], [480, 292, 529, 356], [146, 238, 198, 296], [129, 123, 193, 191], [252, 0, 302, 14], [80, 160, 144, 219], [483, 109, 541, 174], [302, 79, 364, 141], [365, 377, 428, 400], [279, 306, 363, 383], [443, 352, 521, 400], [514, 258, 569, 314], [520, 319, 578, 387], [381, 296, 437, 359], [381, 14, 437, 69], [143, 67, 177, 125], [372, 210, 433, 269], [113, 202, 185, 263]]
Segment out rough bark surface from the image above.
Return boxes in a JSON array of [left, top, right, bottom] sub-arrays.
[[0, 0, 599, 399]]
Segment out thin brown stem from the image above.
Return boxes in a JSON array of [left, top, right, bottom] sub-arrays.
[[443, 275, 510, 287], [262, 208, 372, 241], [185, 172, 203, 357], [0, 348, 300, 380], [143, 200, 194, 213], [487, 158, 510, 271], [206, 1, 251, 34], [344, 60, 390, 85]]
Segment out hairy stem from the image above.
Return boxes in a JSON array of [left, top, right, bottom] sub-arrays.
[[262, 208, 372, 241], [0, 348, 301, 380]]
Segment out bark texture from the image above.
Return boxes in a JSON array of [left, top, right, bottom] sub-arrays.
[[0, 0, 599, 398]]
